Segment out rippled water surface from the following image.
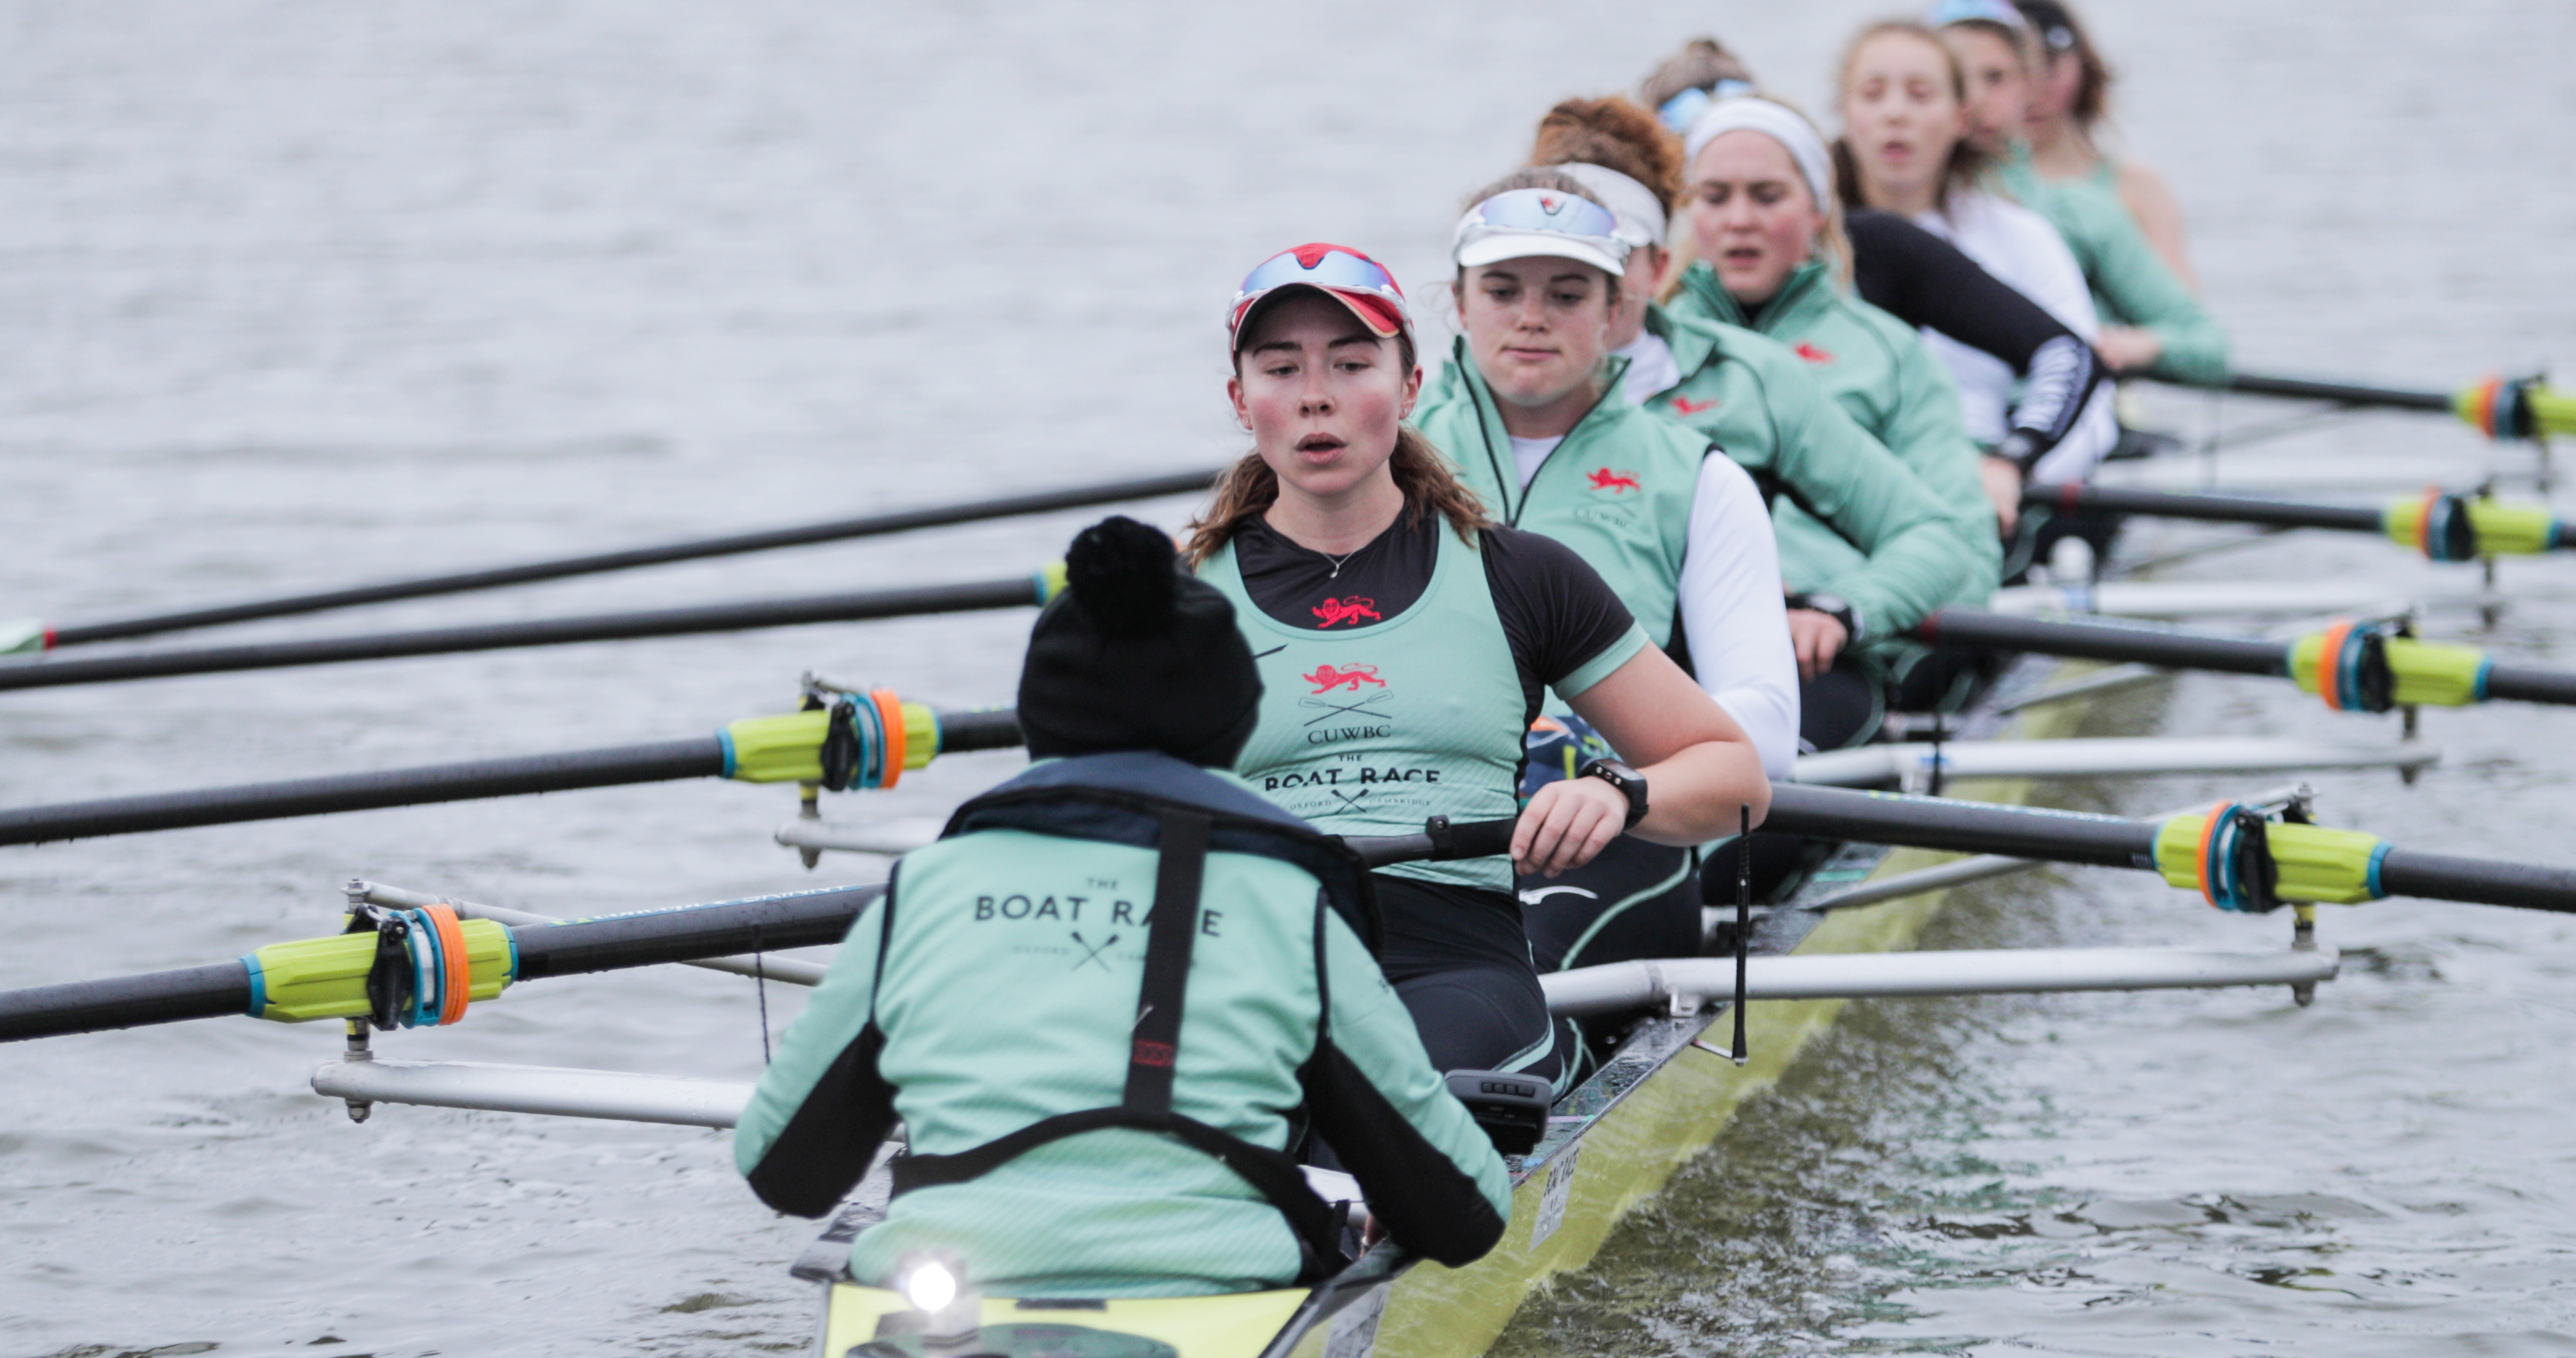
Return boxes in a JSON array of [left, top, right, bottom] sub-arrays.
[[4, 3, 2574, 1355]]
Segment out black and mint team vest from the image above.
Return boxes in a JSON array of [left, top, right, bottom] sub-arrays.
[[1205, 524, 1526, 893], [755, 753, 1382, 1283]]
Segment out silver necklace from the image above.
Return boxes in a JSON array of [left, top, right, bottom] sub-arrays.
[[1320, 547, 1361, 579]]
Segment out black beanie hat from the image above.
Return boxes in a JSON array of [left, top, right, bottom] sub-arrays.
[[1016, 516, 1263, 768]]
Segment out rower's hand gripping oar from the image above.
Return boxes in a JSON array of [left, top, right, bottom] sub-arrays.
[[0, 815, 1524, 1044]]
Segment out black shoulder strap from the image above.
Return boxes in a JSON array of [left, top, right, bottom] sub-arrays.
[[1124, 810, 1210, 1113], [882, 810, 1347, 1279]]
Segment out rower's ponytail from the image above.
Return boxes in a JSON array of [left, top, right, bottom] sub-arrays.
[[1183, 426, 1490, 568]]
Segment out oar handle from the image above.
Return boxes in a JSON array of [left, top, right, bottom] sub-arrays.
[[1341, 815, 1521, 869]]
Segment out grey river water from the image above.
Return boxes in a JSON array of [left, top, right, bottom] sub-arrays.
[[4, 3, 2575, 1354]]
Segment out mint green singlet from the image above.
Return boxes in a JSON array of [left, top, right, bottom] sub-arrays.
[[1204, 525, 1527, 893]]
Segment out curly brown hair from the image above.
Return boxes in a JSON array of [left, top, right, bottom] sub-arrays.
[[1530, 96, 1684, 216]]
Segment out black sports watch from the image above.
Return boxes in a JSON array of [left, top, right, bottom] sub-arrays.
[[1577, 758, 1649, 829], [1786, 591, 1863, 645]]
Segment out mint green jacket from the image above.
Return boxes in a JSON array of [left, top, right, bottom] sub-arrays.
[[1638, 306, 1996, 626], [1666, 261, 1998, 634], [2001, 153, 2229, 386], [736, 754, 1510, 1297]]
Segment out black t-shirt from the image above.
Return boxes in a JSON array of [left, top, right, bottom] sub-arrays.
[[1230, 511, 1640, 726]]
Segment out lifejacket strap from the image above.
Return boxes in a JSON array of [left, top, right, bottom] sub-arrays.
[[1123, 811, 1211, 1114]]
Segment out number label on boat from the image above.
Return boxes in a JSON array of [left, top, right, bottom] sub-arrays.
[[1529, 1145, 1580, 1250], [1326, 1283, 1389, 1358]]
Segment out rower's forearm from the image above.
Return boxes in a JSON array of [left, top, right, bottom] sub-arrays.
[[1634, 741, 1770, 845]]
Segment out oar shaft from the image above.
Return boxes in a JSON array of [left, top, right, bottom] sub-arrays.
[[2377, 849, 2576, 915], [1763, 784, 2157, 866], [1918, 609, 2288, 678], [0, 709, 1026, 847], [3, 578, 1042, 692], [2034, 485, 2386, 534], [2480, 664, 2576, 707], [511, 884, 887, 980], [2226, 372, 2454, 412], [0, 963, 252, 1040], [0, 739, 725, 846], [50, 468, 1218, 647]]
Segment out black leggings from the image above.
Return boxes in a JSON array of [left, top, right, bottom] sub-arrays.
[[1372, 875, 1563, 1090], [1519, 836, 1701, 974]]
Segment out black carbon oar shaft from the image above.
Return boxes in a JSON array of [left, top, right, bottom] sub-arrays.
[[0, 739, 727, 846], [4, 577, 1042, 692], [2481, 665, 2576, 707], [0, 709, 1027, 847], [1917, 609, 2289, 678], [2032, 485, 2387, 534], [0, 963, 254, 1041], [0, 811, 1515, 1041], [2226, 372, 2454, 412], [1764, 784, 2158, 867], [2376, 849, 2576, 914], [511, 884, 889, 980], [50, 468, 1219, 647]]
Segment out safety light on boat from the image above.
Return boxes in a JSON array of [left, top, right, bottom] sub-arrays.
[[893, 1249, 980, 1354], [903, 1257, 956, 1312]]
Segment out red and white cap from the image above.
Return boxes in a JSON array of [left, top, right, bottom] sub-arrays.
[[1228, 243, 1414, 350]]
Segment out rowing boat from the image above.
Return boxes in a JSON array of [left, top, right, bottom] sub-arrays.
[[787, 655, 2148, 1358]]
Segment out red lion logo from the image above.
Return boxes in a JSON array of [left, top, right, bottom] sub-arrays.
[[1303, 663, 1386, 693], [1670, 396, 1720, 415], [1587, 468, 1643, 494], [1311, 597, 1382, 628], [1794, 341, 1835, 364]]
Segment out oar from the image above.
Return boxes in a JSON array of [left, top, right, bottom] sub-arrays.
[[2028, 484, 2563, 562], [0, 698, 1026, 846], [4, 466, 1219, 654], [1918, 609, 2576, 711], [0, 815, 1519, 1042], [0, 569, 1063, 692], [1763, 783, 2576, 914], [2216, 371, 2576, 441]]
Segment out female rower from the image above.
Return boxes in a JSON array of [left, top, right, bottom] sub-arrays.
[[1191, 243, 1770, 1088], [1833, 18, 2124, 485], [1659, 97, 2008, 737], [1406, 170, 1817, 980], [1642, 39, 2106, 515], [1521, 100, 1989, 726], [1996, 0, 2229, 383]]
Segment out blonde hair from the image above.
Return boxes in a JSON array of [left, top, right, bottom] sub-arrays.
[[1832, 21, 1991, 216]]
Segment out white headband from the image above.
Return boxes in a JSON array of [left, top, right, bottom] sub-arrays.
[[1683, 97, 1835, 214], [1549, 162, 1669, 253]]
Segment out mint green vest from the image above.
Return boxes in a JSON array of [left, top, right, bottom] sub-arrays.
[[1414, 340, 1706, 648], [1204, 524, 1525, 892]]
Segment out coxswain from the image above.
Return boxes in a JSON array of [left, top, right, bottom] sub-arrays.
[[735, 516, 1511, 1296], [1999, 0, 2229, 384], [1191, 241, 1770, 1090], [1834, 17, 2124, 489]]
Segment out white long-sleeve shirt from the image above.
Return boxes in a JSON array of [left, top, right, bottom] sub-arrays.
[[1914, 191, 2121, 484], [1508, 434, 1801, 780]]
